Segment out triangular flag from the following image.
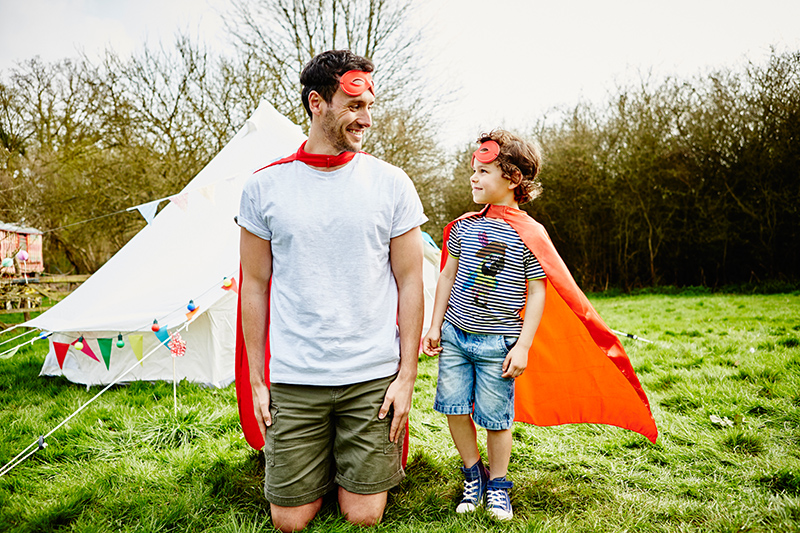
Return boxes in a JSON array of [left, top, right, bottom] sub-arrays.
[[97, 338, 113, 370], [53, 342, 70, 369], [154, 326, 170, 346], [130, 335, 143, 365], [79, 340, 100, 362], [170, 193, 189, 211], [199, 184, 216, 204], [134, 200, 162, 225], [185, 307, 200, 322], [229, 277, 239, 294]]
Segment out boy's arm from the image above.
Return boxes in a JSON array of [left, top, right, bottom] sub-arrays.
[[239, 228, 273, 443], [421, 253, 459, 356], [380, 226, 424, 443], [502, 278, 546, 378]]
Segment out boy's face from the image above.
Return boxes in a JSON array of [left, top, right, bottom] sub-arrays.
[[470, 160, 518, 207], [317, 87, 374, 153]]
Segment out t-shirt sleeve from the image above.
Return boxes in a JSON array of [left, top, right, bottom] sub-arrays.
[[390, 170, 428, 238], [524, 247, 546, 280], [446, 220, 462, 258], [237, 177, 272, 241]]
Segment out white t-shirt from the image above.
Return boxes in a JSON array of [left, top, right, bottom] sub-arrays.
[[238, 152, 428, 386]]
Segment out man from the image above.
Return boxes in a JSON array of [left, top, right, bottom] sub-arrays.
[[237, 50, 426, 532]]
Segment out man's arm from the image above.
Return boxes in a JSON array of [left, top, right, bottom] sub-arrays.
[[240, 227, 273, 443], [379, 226, 424, 442]]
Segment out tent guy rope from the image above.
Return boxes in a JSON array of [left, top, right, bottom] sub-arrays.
[[0, 321, 189, 478]]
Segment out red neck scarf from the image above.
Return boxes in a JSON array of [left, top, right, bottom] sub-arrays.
[[295, 141, 357, 168]]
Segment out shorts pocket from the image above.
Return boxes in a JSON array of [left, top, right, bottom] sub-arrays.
[[264, 404, 278, 467], [503, 336, 518, 353]]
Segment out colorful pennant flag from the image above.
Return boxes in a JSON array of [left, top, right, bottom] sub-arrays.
[[199, 184, 216, 204], [129, 334, 143, 365], [170, 193, 189, 211], [154, 325, 170, 346], [73, 338, 99, 362], [97, 338, 113, 370], [133, 199, 162, 225], [53, 342, 70, 369]]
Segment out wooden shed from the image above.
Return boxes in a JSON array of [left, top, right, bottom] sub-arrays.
[[0, 222, 44, 276]]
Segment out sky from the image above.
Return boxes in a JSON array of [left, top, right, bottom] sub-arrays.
[[2, 0, 799, 147]]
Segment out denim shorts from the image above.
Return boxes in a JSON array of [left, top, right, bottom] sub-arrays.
[[433, 320, 517, 430], [264, 374, 405, 506]]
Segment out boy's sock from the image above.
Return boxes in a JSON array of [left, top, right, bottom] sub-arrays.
[[486, 476, 514, 520], [456, 459, 489, 513]]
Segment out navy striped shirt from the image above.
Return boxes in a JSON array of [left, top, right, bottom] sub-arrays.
[[444, 216, 545, 336]]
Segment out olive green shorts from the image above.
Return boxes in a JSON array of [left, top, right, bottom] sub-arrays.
[[263, 374, 405, 507]]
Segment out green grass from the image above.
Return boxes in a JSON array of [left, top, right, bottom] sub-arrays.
[[2, 293, 800, 532]]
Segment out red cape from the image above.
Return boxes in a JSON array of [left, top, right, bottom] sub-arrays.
[[235, 148, 410, 465], [443, 205, 658, 443]]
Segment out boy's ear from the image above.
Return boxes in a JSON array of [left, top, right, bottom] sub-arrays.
[[506, 170, 523, 190]]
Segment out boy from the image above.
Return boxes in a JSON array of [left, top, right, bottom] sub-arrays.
[[423, 130, 658, 520], [422, 130, 546, 520]]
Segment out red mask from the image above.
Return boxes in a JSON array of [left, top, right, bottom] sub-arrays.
[[472, 140, 500, 165], [340, 70, 375, 96]]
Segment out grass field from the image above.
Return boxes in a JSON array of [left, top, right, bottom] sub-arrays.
[[1, 292, 799, 532]]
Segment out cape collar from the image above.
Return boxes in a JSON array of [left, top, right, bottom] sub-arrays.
[[296, 141, 357, 168]]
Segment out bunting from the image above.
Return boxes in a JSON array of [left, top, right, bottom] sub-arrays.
[[132, 199, 162, 225], [97, 338, 113, 370], [154, 326, 170, 346], [73, 338, 99, 362], [53, 342, 69, 369], [169, 193, 189, 211], [129, 335, 143, 365]]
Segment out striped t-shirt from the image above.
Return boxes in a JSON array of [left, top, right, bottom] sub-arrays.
[[444, 216, 546, 336]]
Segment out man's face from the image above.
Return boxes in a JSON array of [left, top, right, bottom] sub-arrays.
[[318, 87, 374, 153]]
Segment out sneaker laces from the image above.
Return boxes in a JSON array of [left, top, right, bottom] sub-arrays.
[[462, 477, 481, 502], [487, 487, 509, 508]]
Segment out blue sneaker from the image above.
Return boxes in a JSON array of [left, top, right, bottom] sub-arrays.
[[456, 460, 489, 513], [486, 477, 514, 520]]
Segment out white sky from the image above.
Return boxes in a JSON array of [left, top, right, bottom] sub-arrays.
[[2, 0, 799, 148]]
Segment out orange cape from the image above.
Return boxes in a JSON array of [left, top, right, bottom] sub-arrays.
[[234, 148, 410, 464], [443, 205, 657, 443]]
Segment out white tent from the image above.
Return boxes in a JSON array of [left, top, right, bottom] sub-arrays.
[[25, 101, 440, 388]]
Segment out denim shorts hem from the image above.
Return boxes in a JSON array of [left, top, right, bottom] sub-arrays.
[[265, 481, 334, 507], [472, 413, 514, 431], [433, 402, 473, 416]]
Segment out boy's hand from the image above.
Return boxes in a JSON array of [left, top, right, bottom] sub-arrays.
[[421, 329, 442, 357], [502, 345, 528, 378]]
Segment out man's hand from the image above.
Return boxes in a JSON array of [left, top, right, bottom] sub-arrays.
[[251, 380, 272, 444], [501, 345, 528, 379], [378, 374, 414, 443]]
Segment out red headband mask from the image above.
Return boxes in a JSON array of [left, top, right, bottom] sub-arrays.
[[472, 140, 500, 166], [340, 70, 375, 96]]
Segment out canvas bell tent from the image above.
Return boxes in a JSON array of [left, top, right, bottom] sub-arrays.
[[25, 102, 305, 387], [24, 101, 441, 388]]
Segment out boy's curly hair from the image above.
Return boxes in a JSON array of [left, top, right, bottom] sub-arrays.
[[477, 130, 543, 204]]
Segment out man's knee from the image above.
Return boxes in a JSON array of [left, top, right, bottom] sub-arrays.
[[338, 488, 387, 526], [270, 499, 322, 532]]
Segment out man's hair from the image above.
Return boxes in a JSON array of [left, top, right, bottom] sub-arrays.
[[477, 129, 543, 204], [300, 50, 375, 119]]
